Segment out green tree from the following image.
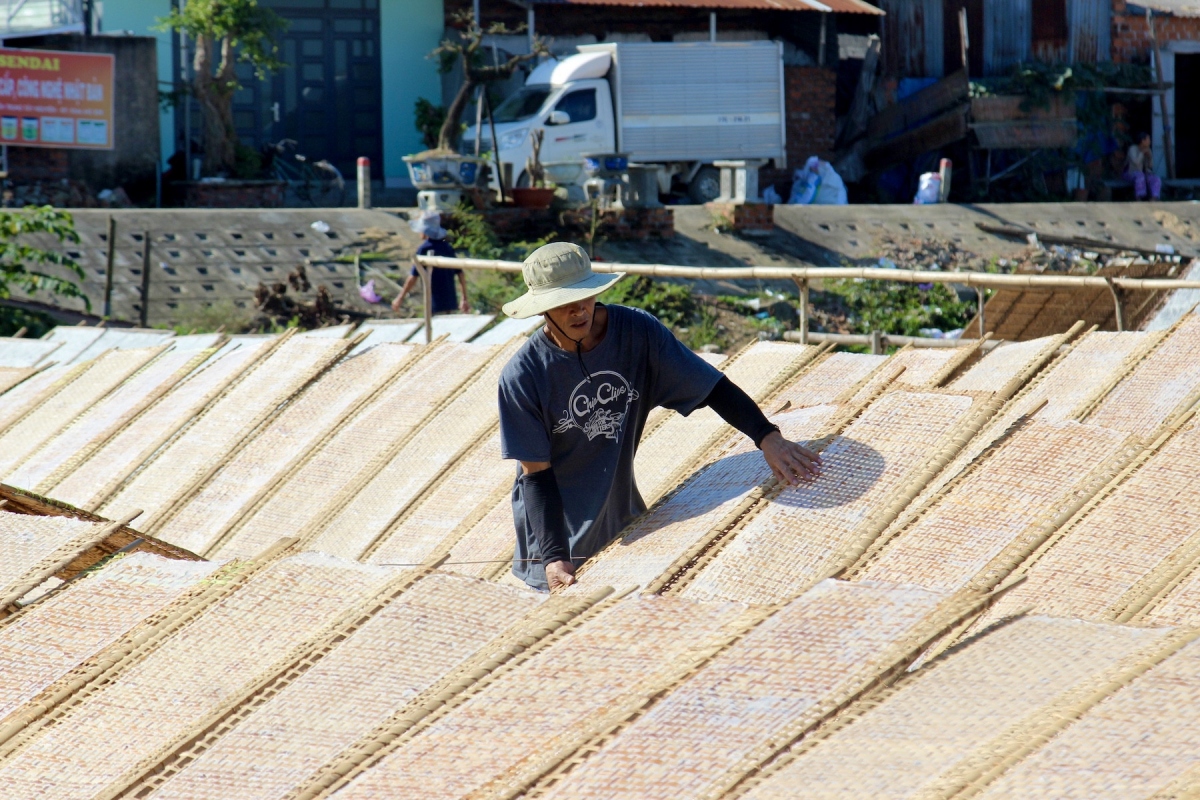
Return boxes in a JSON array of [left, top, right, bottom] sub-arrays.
[[158, 0, 286, 176], [0, 207, 88, 314]]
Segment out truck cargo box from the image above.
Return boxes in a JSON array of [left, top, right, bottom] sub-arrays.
[[578, 41, 786, 166]]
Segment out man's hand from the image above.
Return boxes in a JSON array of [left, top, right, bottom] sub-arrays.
[[460, 297, 471, 313], [545, 559, 576, 592], [761, 431, 822, 487], [390, 293, 406, 314]]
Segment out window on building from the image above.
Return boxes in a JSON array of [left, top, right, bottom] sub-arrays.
[[1032, 0, 1068, 60], [554, 89, 597, 124]]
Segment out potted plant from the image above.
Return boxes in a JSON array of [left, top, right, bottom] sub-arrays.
[[158, 0, 285, 183], [511, 129, 556, 209], [404, 12, 547, 192]]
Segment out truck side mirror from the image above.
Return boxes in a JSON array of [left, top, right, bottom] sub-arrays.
[[547, 110, 571, 126]]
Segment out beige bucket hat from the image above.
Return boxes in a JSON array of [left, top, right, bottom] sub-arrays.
[[502, 242, 624, 319]]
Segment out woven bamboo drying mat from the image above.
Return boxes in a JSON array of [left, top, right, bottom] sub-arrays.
[[0, 367, 35, 397], [971, 633, 1200, 799], [44, 337, 275, 508], [1086, 311, 1200, 437], [911, 330, 1158, 510], [633, 341, 820, 507], [0, 363, 80, 435], [852, 420, 1134, 593], [307, 340, 520, 560], [210, 342, 499, 561], [0, 552, 218, 723], [151, 344, 419, 554], [536, 580, 979, 800], [947, 335, 1058, 393], [973, 414, 1200, 630], [681, 390, 980, 605], [98, 336, 351, 528], [138, 572, 543, 800], [0, 511, 116, 601], [0, 552, 400, 800], [326, 595, 759, 800], [845, 348, 969, 406], [440, 497, 520, 580], [737, 616, 1183, 800], [4, 347, 217, 492], [364, 429, 512, 566], [575, 405, 837, 594], [769, 352, 888, 410], [0, 347, 165, 477]]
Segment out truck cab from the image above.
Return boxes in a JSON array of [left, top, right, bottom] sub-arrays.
[[464, 53, 616, 189]]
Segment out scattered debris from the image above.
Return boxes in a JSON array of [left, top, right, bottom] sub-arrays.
[[252, 264, 366, 330]]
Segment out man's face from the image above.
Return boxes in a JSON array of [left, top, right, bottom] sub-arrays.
[[545, 297, 596, 341]]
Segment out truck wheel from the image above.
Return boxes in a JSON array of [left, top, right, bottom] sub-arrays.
[[688, 167, 721, 204]]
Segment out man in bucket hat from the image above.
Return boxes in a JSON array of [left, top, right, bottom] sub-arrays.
[[499, 242, 822, 592]]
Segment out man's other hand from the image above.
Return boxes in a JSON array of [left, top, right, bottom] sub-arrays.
[[546, 559, 576, 592], [761, 431, 822, 487], [460, 297, 471, 313]]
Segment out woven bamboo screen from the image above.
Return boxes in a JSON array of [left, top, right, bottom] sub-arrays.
[[738, 616, 1177, 800], [911, 331, 1156, 508], [307, 340, 521, 560], [151, 344, 418, 554], [210, 342, 500, 561], [1086, 312, 1200, 437], [0, 553, 218, 723], [97, 337, 351, 528], [770, 352, 887, 410], [0, 367, 35, 397], [853, 420, 1132, 593], [0, 364, 75, 434], [4, 348, 214, 492], [974, 636, 1200, 799], [0, 347, 164, 477], [365, 429, 512, 567], [45, 338, 274, 507], [577, 405, 836, 593], [330, 596, 759, 800], [538, 580, 953, 800], [947, 336, 1058, 393], [0, 511, 112, 596], [682, 390, 979, 605], [146, 573, 542, 800], [634, 342, 818, 506], [846, 349, 965, 405], [441, 498, 520, 580], [975, 416, 1200, 629], [0, 552, 400, 800]]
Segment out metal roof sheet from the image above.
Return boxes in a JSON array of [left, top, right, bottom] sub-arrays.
[[531, 0, 884, 13]]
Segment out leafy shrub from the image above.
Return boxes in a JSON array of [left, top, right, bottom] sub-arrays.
[[824, 279, 974, 337]]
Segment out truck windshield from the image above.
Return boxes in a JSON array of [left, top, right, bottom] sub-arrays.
[[492, 86, 552, 123]]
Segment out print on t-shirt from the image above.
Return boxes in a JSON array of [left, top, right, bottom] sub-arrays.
[[553, 370, 641, 442]]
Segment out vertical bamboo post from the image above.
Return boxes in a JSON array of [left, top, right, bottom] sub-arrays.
[[977, 287, 986, 338], [418, 263, 433, 343], [139, 231, 152, 328], [1106, 278, 1126, 332], [793, 277, 809, 345], [102, 216, 116, 319], [1148, 10, 1176, 180], [869, 329, 882, 355]]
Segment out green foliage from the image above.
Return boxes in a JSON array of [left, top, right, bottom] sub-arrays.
[[163, 299, 254, 335], [971, 61, 1154, 108], [232, 142, 263, 179], [824, 279, 974, 337], [0, 207, 87, 311], [447, 205, 553, 313], [156, 0, 287, 81], [0, 306, 56, 338], [601, 276, 696, 329], [415, 98, 448, 151]]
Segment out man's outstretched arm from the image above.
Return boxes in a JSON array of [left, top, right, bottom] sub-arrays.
[[702, 376, 822, 486], [520, 461, 576, 591]]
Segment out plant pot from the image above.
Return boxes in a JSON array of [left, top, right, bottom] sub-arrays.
[[403, 151, 485, 190], [511, 187, 556, 210]]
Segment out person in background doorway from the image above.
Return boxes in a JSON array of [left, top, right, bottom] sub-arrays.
[[392, 211, 470, 315], [1124, 132, 1162, 201]]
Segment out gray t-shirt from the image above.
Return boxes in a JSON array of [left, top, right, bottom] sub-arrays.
[[498, 304, 722, 590]]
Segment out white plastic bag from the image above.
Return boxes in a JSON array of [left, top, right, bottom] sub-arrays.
[[913, 173, 942, 205], [789, 156, 848, 205]]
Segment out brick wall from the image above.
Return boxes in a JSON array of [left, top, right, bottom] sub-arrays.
[[784, 67, 837, 169], [1112, 0, 1200, 63]]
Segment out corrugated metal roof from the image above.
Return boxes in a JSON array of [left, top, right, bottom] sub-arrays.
[[531, 0, 885, 13], [1127, 0, 1200, 17]]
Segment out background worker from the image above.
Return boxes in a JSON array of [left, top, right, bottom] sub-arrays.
[[392, 211, 470, 315], [1124, 132, 1162, 201], [498, 242, 822, 592]]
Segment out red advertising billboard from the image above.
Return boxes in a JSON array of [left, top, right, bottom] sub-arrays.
[[0, 48, 115, 150]]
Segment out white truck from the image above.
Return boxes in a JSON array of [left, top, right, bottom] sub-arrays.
[[463, 41, 787, 203]]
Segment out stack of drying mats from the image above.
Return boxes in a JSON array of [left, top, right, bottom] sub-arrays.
[[1, 311, 1200, 798]]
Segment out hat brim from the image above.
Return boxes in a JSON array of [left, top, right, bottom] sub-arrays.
[[502, 271, 624, 319]]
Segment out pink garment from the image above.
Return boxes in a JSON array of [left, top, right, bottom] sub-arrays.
[[358, 279, 382, 304], [1123, 170, 1162, 200]]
